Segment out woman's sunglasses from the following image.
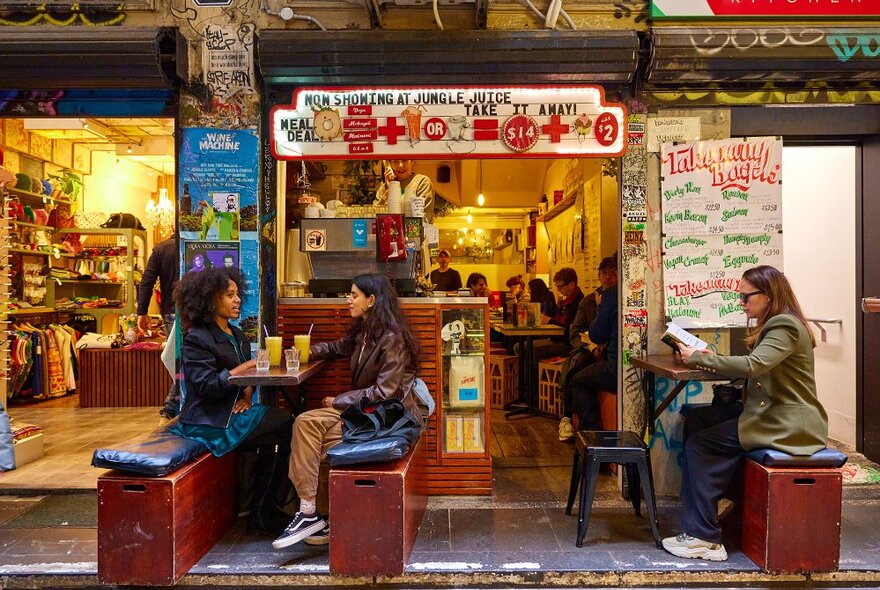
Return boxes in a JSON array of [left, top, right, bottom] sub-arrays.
[[739, 290, 763, 304]]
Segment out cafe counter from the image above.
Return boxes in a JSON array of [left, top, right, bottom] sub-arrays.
[[278, 297, 492, 496]]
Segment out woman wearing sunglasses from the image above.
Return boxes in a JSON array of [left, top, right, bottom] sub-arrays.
[[662, 265, 828, 562]]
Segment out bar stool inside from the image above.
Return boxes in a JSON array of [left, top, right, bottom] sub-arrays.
[[565, 430, 662, 548]]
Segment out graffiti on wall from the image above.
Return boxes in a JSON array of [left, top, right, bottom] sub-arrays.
[[686, 27, 880, 63], [0, 5, 128, 26]]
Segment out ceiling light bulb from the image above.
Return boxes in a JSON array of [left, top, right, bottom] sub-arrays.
[[477, 193, 485, 207], [467, 213, 473, 224], [127, 145, 133, 154]]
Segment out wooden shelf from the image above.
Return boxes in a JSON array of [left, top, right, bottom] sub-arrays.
[[8, 248, 52, 256], [6, 307, 57, 315], [11, 220, 52, 230], [57, 279, 123, 285], [6, 186, 74, 205], [535, 193, 576, 223]]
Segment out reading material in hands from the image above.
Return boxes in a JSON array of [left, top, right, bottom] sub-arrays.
[[661, 322, 709, 351]]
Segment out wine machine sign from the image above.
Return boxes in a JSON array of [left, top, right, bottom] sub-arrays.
[[270, 86, 628, 160]]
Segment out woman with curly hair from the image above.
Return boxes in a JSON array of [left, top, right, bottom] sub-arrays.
[[273, 273, 423, 549], [172, 267, 292, 536]]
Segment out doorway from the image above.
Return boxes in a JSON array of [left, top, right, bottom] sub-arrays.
[[781, 145, 857, 446]]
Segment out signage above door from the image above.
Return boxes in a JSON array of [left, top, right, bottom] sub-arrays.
[[651, 0, 880, 17], [271, 85, 628, 160]]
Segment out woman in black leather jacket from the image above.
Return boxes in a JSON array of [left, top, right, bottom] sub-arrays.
[[272, 273, 421, 550], [172, 267, 292, 536]]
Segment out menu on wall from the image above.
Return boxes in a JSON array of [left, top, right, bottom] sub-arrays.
[[660, 137, 783, 328]]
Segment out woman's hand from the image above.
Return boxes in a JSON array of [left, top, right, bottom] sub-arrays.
[[232, 393, 252, 414], [229, 359, 256, 376], [322, 396, 335, 408], [677, 343, 697, 363]]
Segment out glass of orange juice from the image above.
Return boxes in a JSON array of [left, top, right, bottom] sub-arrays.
[[265, 336, 283, 367], [294, 334, 311, 365]]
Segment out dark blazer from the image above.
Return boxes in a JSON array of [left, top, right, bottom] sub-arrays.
[[180, 323, 250, 429], [136, 237, 178, 317], [686, 314, 828, 455], [311, 330, 422, 425]]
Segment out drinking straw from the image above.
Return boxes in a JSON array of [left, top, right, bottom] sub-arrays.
[[308, 323, 314, 336], [263, 325, 270, 338]]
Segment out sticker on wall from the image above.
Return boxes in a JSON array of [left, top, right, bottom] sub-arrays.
[[305, 229, 327, 251]]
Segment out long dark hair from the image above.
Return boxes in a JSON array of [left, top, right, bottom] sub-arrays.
[[528, 278, 554, 305], [344, 273, 419, 365], [741, 265, 815, 349], [174, 267, 246, 332]]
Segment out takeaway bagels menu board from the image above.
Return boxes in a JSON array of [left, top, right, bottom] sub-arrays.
[[660, 137, 783, 328]]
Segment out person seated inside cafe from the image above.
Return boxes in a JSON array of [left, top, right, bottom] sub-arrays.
[[429, 249, 462, 292], [567, 265, 618, 435], [532, 268, 583, 365], [466, 272, 491, 298], [527, 278, 558, 319], [506, 274, 527, 303], [558, 256, 617, 441]]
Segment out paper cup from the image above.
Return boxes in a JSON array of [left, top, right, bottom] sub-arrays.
[[410, 196, 425, 218]]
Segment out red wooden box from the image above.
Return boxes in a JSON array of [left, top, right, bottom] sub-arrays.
[[97, 452, 236, 586], [741, 458, 842, 573], [329, 436, 428, 577]]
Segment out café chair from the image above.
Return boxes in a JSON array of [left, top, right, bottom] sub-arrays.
[[565, 430, 661, 548]]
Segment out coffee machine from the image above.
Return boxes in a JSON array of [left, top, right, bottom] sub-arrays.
[[300, 217, 424, 297]]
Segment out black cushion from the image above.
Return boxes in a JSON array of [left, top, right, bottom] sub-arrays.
[[92, 427, 208, 477], [747, 447, 848, 468]]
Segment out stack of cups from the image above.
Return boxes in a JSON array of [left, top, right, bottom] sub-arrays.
[[387, 181, 402, 214]]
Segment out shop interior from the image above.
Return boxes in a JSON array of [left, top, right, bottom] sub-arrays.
[[2, 116, 621, 494], [1, 116, 176, 487]]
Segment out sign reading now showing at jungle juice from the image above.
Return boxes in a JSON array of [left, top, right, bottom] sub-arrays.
[[270, 86, 627, 160], [660, 137, 783, 328]]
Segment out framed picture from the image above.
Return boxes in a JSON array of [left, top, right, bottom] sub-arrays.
[[30, 133, 53, 161], [44, 162, 64, 179], [3, 150, 21, 174], [72, 143, 91, 174], [4, 119, 29, 152], [20, 154, 43, 180], [54, 140, 73, 169]]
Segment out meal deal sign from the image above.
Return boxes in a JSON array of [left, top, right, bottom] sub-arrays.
[[270, 86, 627, 160], [659, 137, 783, 328], [651, 0, 880, 17]]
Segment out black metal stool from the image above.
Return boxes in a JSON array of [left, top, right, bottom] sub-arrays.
[[565, 430, 661, 548]]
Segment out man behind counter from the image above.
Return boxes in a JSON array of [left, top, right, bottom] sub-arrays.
[[429, 249, 463, 292]]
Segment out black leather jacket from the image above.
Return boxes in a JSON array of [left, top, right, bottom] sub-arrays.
[[180, 323, 250, 429]]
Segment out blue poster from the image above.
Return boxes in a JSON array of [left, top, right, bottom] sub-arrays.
[[178, 127, 260, 342]]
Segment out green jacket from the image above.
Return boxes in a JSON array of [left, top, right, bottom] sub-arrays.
[[686, 314, 828, 455]]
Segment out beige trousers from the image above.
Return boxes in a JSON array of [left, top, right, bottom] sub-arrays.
[[289, 406, 343, 505]]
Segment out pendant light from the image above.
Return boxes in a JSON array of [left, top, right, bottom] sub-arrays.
[[477, 160, 485, 206]]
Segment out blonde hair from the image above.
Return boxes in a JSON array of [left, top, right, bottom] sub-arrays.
[[741, 265, 816, 349]]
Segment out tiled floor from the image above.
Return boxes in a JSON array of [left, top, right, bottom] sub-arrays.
[[2, 401, 880, 581], [2, 395, 158, 490]]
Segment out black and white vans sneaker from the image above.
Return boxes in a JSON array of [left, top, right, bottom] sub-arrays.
[[304, 519, 330, 546], [272, 512, 327, 549]]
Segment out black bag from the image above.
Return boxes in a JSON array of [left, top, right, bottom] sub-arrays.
[[101, 212, 145, 230], [712, 380, 744, 407], [326, 398, 421, 467]]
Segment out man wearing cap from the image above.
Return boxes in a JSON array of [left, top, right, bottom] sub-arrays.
[[558, 256, 618, 441], [429, 249, 463, 292]]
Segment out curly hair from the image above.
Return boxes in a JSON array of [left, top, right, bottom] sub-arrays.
[[343, 273, 419, 366], [174, 267, 247, 332]]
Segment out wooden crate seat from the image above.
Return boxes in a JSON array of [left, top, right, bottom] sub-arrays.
[[329, 435, 427, 577], [97, 451, 236, 585], [538, 358, 566, 417], [489, 354, 518, 409]]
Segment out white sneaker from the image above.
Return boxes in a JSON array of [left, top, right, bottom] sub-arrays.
[[558, 416, 575, 441], [662, 533, 728, 561]]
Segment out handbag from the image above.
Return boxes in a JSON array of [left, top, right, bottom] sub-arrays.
[[326, 397, 421, 467], [712, 380, 744, 407]]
